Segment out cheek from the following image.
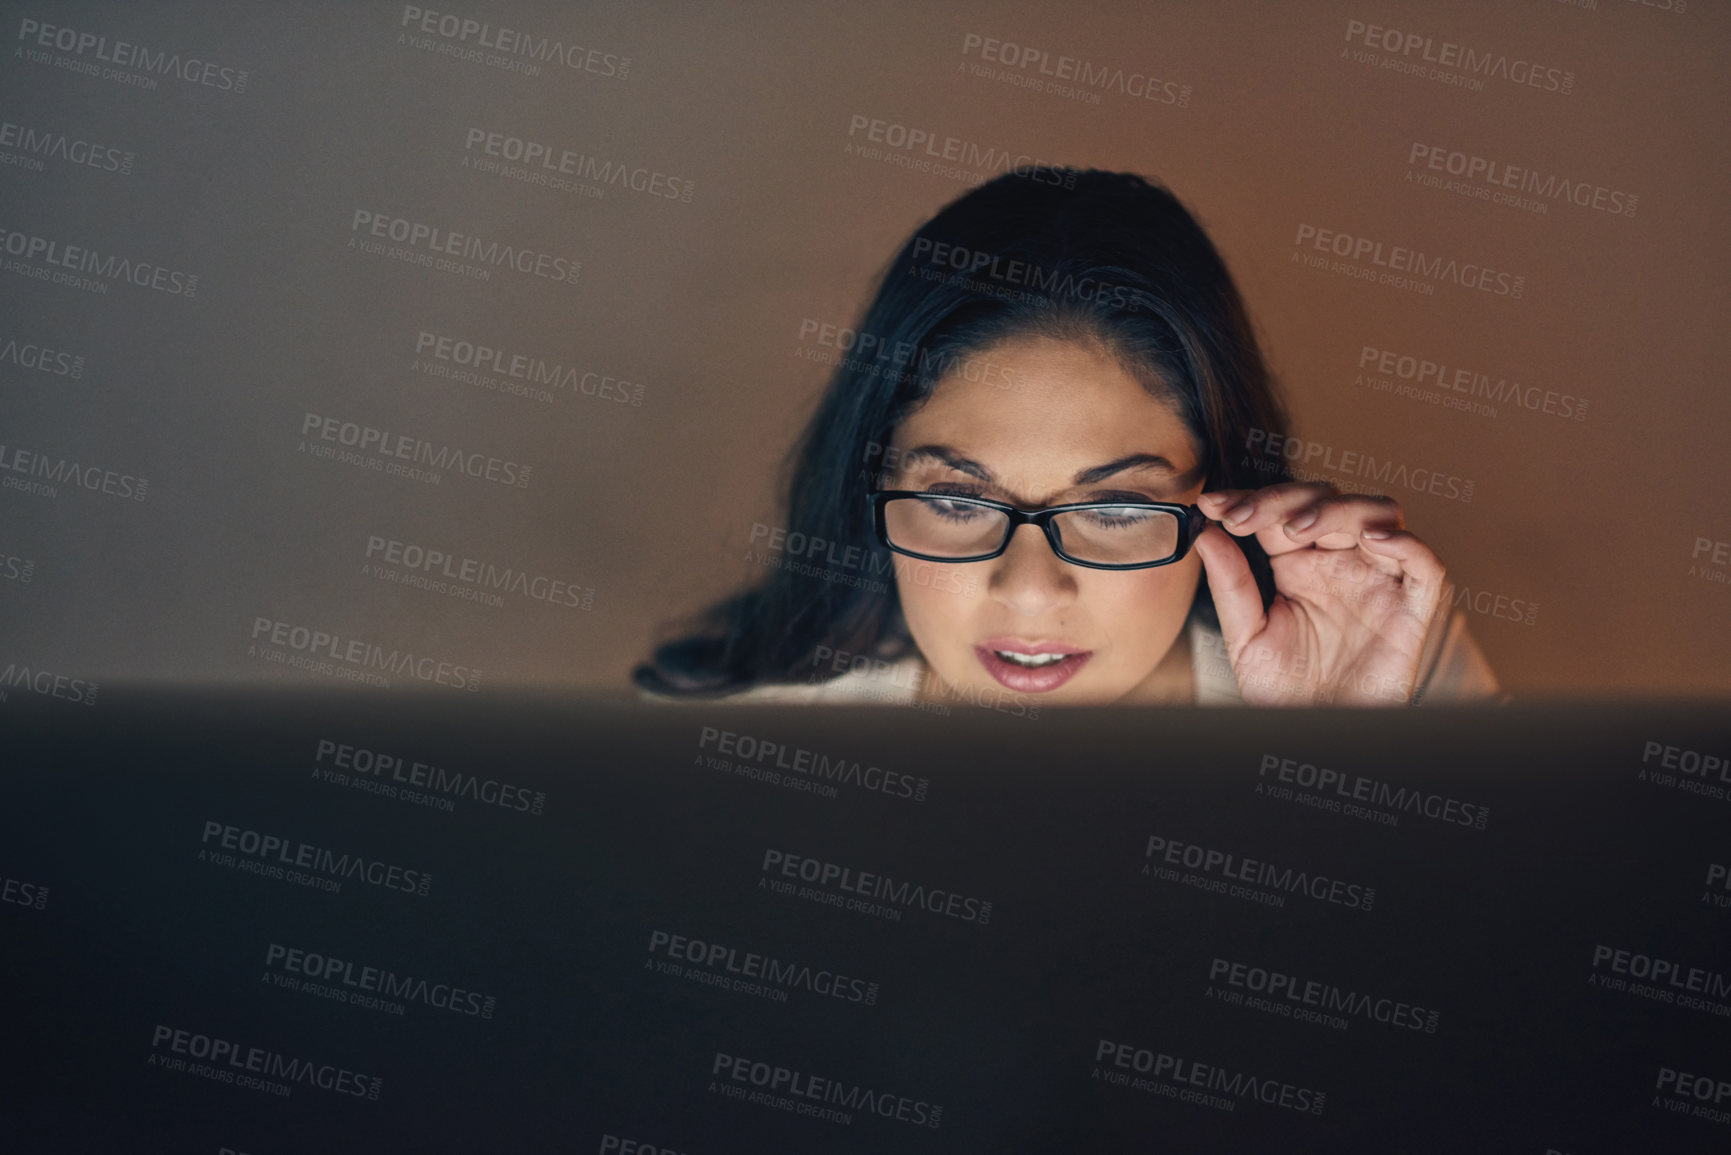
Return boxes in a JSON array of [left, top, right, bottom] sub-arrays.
[[893, 559, 984, 641], [1085, 559, 1199, 651]]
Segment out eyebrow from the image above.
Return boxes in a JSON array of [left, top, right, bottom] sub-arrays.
[[898, 444, 1196, 486]]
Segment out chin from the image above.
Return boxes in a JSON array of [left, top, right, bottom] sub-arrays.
[[1047, 681, 1122, 706]]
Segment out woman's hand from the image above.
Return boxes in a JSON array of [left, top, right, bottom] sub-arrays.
[[1194, 482, 1447, 706]]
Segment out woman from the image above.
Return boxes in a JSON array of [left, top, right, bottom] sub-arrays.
[[636, 168, 1504, 708]]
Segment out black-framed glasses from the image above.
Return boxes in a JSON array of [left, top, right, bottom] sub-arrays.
[[868, 490, 1209, 570]]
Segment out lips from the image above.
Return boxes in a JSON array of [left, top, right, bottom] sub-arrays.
[[973, 638, 1092, 693]]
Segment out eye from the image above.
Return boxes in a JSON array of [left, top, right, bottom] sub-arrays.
[[1081, 505, 1157, 530], [913, 484, 997, 522], [922, 490, 988, 521]]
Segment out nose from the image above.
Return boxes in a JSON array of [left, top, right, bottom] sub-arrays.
[[988, 523, 1077, 615]]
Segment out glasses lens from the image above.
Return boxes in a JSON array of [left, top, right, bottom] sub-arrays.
[[1050, 506, 1181, 565], [883, 495, 1010, 558]]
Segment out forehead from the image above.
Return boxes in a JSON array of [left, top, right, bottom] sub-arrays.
[[893, 336, 1199, 469]]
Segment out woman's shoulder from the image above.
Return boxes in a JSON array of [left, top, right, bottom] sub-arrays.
[[1409, 602, 1509, 706]]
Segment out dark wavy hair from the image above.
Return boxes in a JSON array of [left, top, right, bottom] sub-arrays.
[[635, 167, 1295, 696]]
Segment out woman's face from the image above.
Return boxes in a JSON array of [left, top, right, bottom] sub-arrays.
[[883, 334, 1207, 705]]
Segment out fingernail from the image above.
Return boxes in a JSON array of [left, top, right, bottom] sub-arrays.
[[1222, 501, 1253, 526], [1362, 527, 1391, 540], [1283, 510, 1318, 536]]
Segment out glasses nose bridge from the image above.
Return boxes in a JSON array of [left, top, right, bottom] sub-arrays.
[[991, 516, 1080, 610], [999, 508, 1065, 562]]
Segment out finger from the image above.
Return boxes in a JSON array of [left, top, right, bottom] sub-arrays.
[[1193, 522, 1267, 662], [1204, 482, 1338, 540], [1280, 493, 1405, 549], [1198, 490, 1251, 519], [1354, 528, 1447, 620]]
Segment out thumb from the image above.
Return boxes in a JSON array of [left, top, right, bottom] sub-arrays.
[[1194, 522, 1268, 661]]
